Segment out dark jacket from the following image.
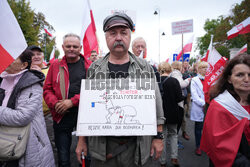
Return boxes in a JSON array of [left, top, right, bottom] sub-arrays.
[[161, 76, 184, 124]]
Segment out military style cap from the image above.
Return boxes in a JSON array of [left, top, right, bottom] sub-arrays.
[[103, 12, 134, 32]]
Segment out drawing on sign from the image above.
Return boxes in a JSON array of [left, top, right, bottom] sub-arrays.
[[76, 78, 157, 136], [93, 92, 140, 124]]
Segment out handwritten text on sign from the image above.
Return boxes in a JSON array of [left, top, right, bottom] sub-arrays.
[[172, 19, 193, 35], [76, 78, 157, 136]]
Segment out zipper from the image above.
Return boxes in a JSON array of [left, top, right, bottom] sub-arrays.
[[0, 136, 16, 156]]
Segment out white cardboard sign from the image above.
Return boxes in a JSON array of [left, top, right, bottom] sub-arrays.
[[76, 79, 157, 136], [172, 19, 193, 35]]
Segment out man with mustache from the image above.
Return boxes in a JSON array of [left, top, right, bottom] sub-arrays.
[[76, 12, 165, 167]]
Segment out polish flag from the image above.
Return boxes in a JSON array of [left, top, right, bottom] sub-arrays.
[[231, 44, 247, 59], [203, 46, 227, 103], [175, 35, 194, 61], [227, 17, 250, 40], [0, 0, 27, 74], [201, 35, 213, 62], [49, 46, 56, 64], [44, 27, 52, 37], [201, 90, 250, 167], [237, 44, 247, 54], [81, 0, 99, 58]]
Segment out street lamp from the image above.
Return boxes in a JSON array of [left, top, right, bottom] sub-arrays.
[[154, 8, 161, 63]]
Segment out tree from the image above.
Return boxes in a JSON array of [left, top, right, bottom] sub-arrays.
[[8, 0, 60, 61], [196, 0, 249, 59], [189, 57, 197, 66]]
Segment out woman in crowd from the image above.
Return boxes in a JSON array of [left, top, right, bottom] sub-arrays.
[[201, 53, 250, 167], [190, 61, 208, 156], [170, 61, 191, 141], [0, 49, 55, 167], [158, 62, 184, 167]]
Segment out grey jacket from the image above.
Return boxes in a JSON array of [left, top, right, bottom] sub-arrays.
[[0, 71, 55, 167], [87, 52, 165, 165]]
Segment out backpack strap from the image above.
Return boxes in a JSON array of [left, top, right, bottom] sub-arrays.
[[162, 76, 169, 85], [160, 76, 169, 97]]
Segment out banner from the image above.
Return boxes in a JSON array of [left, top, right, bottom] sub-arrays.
[[203, 47, 226, 103]]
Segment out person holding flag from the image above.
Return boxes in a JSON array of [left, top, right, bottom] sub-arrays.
[[200, 53, 250, 167]]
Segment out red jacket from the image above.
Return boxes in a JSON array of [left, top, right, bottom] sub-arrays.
[[43, 54, 91, 123]]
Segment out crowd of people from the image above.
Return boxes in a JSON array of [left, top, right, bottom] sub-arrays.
[[0, 12, 249, 167]]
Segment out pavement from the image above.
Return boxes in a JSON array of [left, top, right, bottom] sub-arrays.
[[45, 113, 209, 167]]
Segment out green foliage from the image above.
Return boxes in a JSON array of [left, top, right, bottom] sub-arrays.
[[216, 45, 230, 59], [7, 0, 60, 61], [196, 0, 249, 58], [189, 57, 197, 66]]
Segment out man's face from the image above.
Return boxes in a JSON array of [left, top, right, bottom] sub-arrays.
[[31, 50, 44, 66], [105, 26, 131, 55], [62, 36, 82, 60], [132, 40, 146, 57], [89, 52, 98, 62]]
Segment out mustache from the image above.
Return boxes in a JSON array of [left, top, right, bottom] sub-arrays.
[[113, 41, 125, 49]]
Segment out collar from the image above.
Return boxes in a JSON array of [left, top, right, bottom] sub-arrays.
[[0, 69, 28, 79], [197, 74, 205, 81]]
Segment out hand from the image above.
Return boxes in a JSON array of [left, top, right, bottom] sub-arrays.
[[55, 99, 73, 114], [150, 138, 163, 160], [30, 65, 41, 71], [76, 137, 88, 164]]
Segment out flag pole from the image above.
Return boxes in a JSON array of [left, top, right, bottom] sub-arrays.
[[44, 33, 47, 62], [182, 33, 184, 62]]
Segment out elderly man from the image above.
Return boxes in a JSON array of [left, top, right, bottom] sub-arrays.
[[132, 37, 160, 83], [132, 37, 147, 59], [43, 33, 91, 166], [76, 12, 165, 167]]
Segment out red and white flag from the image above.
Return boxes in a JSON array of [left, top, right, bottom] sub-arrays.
[[227, 17, 250, 40], [231, 44, 247, 59], [0, 0, 27, 74], [44, 27, 53, 37], [49, 46, 56, 64], [175, 35, 194, 61], [201, 90, 250, 167], [201, 35, 213, 62], [81, 0, 99, 58], [203, 46, 227, 103]]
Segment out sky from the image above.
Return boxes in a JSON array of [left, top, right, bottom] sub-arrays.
[[29, 0, 243, 63]]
